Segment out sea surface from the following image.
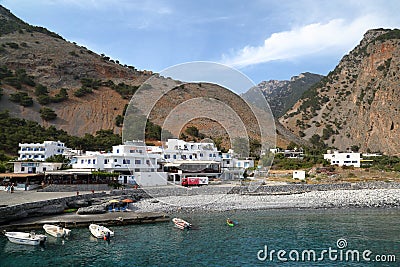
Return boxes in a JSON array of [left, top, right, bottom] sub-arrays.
[[0, 208, 399, 266]]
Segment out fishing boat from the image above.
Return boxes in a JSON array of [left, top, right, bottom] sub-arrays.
[[89, 224, 114, 239], [4, 231, 47, 246], [172, 218, 191, 230], [43, 224, 71, 238]]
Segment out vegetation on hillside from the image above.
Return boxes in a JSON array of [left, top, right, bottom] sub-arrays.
[[0, 5, 62, 39], [0, 110, 121, 155]]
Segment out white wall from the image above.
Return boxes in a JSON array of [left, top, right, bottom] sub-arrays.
[[135, 172, 168, 187], [293, 170, 306, 180]]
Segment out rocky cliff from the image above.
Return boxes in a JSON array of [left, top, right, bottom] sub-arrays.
[[255, 72, 323, 118], [280, 28, 400, 155]]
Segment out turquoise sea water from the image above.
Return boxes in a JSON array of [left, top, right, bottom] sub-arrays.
[[0, 208, 399, 266]]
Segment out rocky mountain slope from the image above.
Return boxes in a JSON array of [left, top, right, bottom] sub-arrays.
[[0, 5, 151, 136], [255, 72, 323, 118], [280, 28, 400, 155]]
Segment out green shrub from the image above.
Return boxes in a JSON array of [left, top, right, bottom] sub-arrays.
[[39, 107, 57, 121], [74, 86, 93, 97], [9, 92, 33, 106]]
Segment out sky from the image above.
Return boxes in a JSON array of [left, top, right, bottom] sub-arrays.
[[1, 0, 400, 86]]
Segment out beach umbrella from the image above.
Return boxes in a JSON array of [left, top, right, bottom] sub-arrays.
[[109, 200, 119, 203], [122, 198, 134, 203]]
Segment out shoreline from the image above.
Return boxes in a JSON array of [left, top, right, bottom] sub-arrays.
[[132, 188, 400, 214], [0, 182, 400, 228]]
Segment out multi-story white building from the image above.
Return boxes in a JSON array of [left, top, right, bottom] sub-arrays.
[[18, 141, 67, 161], [161, 139, 221, 162], [71, 141, 167, 186], [221, 150, 254, 170], [323, 151, 361, 168]]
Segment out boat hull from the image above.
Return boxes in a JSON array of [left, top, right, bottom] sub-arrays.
[[172, 218, 191, 230], [89, 224, 114, 239], [43, 224, 71, 238], [5, 232, 46, 246]]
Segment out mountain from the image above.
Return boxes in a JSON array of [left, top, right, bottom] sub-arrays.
[[255, 72, 324, 118], [0, 5, 150, 136], [280, 28, 400, 155], [0, 5, 275, 152]]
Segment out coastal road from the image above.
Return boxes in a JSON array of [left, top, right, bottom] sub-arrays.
[[0, 190, 97, 206]]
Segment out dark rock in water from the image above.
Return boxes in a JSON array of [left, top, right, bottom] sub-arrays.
[[77, 204, 107, 215]]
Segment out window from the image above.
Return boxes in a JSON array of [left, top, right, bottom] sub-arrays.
[[135, 159, 141, 164], [81, 160, 84, 164], [146, 160, 150, 165], [41, 155, 44, 158], [200, 153, 203, 157], [189, 155, 192, 159], [104, 159, 108, 164], [352, 161, 358, 163], [226, 160, 230, 165], [22, 155, 26, 158], [116, 149, 120, 153], [173, 155, 177, 159], [43, 167, 46, 171], [346, 155, 350, 158], [135, 168, 140, 172], [93, 159, 96, 164], [88, 159, 91, 164], [21, 167, 25, 171], [209, 154, 212, 157]]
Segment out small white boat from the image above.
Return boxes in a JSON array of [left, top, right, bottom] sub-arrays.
[[172, 218, 192, 230], [89, 224, 114, 239], [43, 224, 71, 238], [4, 231, 47, 246]]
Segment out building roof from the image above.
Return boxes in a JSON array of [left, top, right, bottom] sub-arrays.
[[164, 160, 220, 167]]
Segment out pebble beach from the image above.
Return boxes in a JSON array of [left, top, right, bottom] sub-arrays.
[[134, 188, 400, 213]]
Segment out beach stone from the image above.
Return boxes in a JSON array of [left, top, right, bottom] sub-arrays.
[[77, 204, 107, 215], [67, 199, 91, 209]]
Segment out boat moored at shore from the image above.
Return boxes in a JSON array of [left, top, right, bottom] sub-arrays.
[[43, 224, 71, 238], [4, 231, 47, 246]]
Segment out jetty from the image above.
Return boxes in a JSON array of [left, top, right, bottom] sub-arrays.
[[0, 211, 169, 231]]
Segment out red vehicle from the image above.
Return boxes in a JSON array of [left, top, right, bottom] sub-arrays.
[[181, 177, 209, 187]]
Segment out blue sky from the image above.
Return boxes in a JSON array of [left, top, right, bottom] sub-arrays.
[[1, 0, 400, 85]]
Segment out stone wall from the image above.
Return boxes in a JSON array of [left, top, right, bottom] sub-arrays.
[[0, 192, 108, 225]]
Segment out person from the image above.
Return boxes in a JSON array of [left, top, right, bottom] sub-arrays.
[[10, 183, 14, 193], [6, 183, 11, 193]]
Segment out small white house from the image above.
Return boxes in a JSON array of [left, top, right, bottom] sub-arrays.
[[13, 162, 63, 174], [323, 151, 361, 168], [293, 170, 306, 180]]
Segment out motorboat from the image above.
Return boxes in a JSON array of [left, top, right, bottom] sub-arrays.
[[89, 224, 114, 239], [43, 224, 71, 238], [4, 231, 47, 246], [172, 218, 191, 230]]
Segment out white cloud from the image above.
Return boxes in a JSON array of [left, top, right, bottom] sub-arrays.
[[221, 14, 392, 68]]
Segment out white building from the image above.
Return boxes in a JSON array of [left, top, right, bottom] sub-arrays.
[[71, 141, 167, 186], [161, 139, 221, 162], [323, 151, 361, 168], [221, 150, 254, 170], [18, 141, 68, 161], [293, 170, 306, 180], [13, 162, 63, 174]]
